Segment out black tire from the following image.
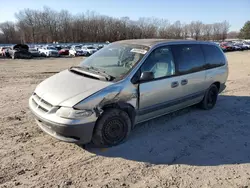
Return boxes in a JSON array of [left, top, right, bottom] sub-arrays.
[[92, 108, 131, 147], [199, 84, 219, 110]]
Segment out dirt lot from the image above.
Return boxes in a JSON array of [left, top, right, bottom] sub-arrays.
[[0, 52, 250, 188]]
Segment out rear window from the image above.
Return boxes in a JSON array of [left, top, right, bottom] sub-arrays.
[[171, 44, 205, 75], [201, 44, 226, 68]]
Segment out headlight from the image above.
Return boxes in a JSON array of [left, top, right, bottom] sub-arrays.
[[56, 107, 93, 119]]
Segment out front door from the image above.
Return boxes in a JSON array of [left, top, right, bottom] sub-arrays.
[[136, 46, 184, 123]]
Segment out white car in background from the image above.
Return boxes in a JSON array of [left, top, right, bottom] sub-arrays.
[[38, 46, 59, 57], [243, 42, 250, 49], [81, 45, 97, 56], [69, 45, 87, 56]]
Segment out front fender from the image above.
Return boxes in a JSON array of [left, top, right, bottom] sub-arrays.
[[74, 81, 138, 115]]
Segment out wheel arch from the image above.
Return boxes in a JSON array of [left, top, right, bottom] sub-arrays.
[[101, 102, 136, 128], [212, 81, 220, 91]]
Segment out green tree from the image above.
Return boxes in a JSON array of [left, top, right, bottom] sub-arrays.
[[239, 21, 250, 39]]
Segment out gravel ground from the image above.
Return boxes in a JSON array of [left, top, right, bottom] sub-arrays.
[[0, 52, 250, 188]]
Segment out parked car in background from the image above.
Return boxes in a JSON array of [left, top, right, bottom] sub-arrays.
[[29, 48, 41, 57], [243, 42, 250, 49], [81, 45, 97, 56], [69, 45, 87, 56], [237, 43, 249, 50], [220, 42, 234, 52], [39, 46, 59, 57], [59, 48, 69, 55], [97, 44, 104, 50], [9, 44, 32, 59], [0, 47, 11, 57], [55, 45, 62, 51], [232, 44, 243, 51], [29, 39, 228, 147]]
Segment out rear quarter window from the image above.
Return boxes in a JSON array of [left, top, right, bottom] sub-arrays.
[[201, 44, 226, 69]]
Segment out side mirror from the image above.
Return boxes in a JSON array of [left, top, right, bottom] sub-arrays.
[[140, 71, 154, 82]]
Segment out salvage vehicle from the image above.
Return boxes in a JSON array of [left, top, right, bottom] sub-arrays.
[[29, 39, 228, 147], [69, 45, 87, 56], [29, 48, 41, 57], [9, 44, 32, 59], [38, 46, 59, 57], [220, 42, 234, 52], [59, 48, 70, 56], [237, 43, 248, 50], [232, 44, 243, 51], [243, 42, 250, 49], [0, 47, 11, 57], [81, 45, 97, 56]]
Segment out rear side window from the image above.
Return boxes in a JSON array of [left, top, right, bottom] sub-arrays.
[[171, 44, 205, 75], [201, 44, 226, 69]]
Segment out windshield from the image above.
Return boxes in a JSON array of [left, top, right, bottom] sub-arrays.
[[79, 43, 149, 80], [87, 46, 95, 49]]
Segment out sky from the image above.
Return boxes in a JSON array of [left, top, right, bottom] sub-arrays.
[[0, 0, 249, 31]]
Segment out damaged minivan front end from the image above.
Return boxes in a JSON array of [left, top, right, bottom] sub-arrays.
[[29, 79, 138, 144], [29, 41, 146, 145]]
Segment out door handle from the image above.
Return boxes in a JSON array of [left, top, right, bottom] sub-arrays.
[[171, 81, 179, 88], [181, 79, 188, 85]]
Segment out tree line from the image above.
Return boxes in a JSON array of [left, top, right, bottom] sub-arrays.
[[0, 7, 232, 44]]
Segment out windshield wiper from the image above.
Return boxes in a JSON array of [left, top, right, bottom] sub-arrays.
[[69, 66, 114, 81], [88, 66, 114, 81], [69, 66, 89, 70]]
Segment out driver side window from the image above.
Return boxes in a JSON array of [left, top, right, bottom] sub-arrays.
[[141, 46, 175, 79]]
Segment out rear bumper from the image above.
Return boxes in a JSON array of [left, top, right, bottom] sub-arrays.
[[29, 98, 96, 144], [219, 83, 226, 93]]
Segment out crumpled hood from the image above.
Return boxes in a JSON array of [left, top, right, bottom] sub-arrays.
[[34, 70, 112, 107]]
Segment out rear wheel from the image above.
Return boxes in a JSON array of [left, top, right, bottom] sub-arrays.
[[199, 84, 218, 110], [92, 108, 131, 147]]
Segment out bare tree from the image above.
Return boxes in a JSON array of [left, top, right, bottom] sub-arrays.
[[227, 31, 239, 39], [0, 7, 232, 44], [181, 23, 189, 39], [15, 9, 38, 43], [202, 24, 212, 40], [0, 21, 19, 43], [221, 20, 230, 41], [212, 23, 222, 41], [191, 21, 203, 40]]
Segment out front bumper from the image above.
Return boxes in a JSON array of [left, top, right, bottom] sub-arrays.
[[29, 97, 96, 144]]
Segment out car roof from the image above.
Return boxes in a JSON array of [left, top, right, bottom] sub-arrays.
[[114, 39, 216, 47]]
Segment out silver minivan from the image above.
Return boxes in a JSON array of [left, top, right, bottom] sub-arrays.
[[29, 39, 228, 146]]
